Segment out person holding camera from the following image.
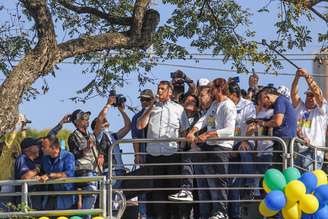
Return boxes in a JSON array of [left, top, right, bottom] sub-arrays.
[[171, 70, 197, 103], [68, 109, 101, 218], [91, 92, 131, 180]]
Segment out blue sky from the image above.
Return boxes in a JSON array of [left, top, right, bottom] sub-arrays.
[[4, 1, 325, 161]]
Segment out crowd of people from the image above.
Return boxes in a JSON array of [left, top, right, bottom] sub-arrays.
[[0, 68, 327, 219]]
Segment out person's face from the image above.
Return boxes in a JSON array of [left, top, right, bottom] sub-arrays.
[[305, 93, 316, 109], [41, 138, 52, 156], [140, 97, 153, 108], [183, 96, 198, 115], [28, 145, 40, 160], [211, 86, 222, 101], [262, 92, 274, 108], [199, 88, 212, 109], [157, 84, 171, 102], [76, 113, 90, 129], [249, 75, 258, 87], [259, 92, 270, 108]]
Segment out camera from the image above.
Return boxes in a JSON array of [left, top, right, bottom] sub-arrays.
[[109, 90, 127, 107]]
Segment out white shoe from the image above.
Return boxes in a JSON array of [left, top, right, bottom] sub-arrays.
[[168, 190, 193, 202]]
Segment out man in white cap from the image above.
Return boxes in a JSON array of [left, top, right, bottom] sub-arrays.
[[291, 68, 328, 170]]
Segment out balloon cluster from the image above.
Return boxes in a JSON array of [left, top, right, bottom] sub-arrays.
[[39, 217, 104, 219], [259, 168, 328, 219]]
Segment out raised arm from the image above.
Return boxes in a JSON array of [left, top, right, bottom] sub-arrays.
[[298, 68, 324, 107], [137, 104, 154, 130], [94, 96, 115, 136], [116, 103, 131, 139]]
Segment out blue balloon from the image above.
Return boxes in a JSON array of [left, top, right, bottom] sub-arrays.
[[302, 214, 313, 219], [264, 190, 286, 211], [314, 205, 328, 219], [299, 172, 318, 193], [314, 185, 328, 206]]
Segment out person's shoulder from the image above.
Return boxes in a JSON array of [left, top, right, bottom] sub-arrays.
[[169, 100, 184, 110], [15, 154, 27, 162], [61, 150, 75, 160], [224, 98, 236, 108]]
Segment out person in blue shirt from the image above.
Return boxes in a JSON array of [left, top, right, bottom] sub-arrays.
[[131, 89, 154, 219], [38, 135, 75, 210], [257, 86, 297, 169], [14, 137, 43, 210]]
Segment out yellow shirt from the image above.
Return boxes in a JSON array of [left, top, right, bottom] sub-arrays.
[[0, 130, 25, 180]]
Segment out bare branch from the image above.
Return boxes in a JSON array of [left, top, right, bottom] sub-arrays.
[[20, 0, 56, 44], [131, 0, 151, 37], [58, 32, 138, 59], [56, 0, 132, 26]]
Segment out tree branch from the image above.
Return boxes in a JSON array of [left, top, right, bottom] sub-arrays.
[[283, 0, 327, 8], [58, 32, 141, 59], [131, 0, 151, 37], [56, 0, 132, 26], [20, 0, 56, 44]]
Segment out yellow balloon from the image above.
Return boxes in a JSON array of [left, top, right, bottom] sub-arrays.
[[259, 200, 278, 217], [57, 217, 68, 219], [263, 180, 271, 193], [299, 194, 319, 214], [282, 203, 301, 219], [285, 180, 306, 202], [92, 217, 104, 219], [313, 169, 327, 186], [285, 198, 297, 209], [39, 217, 50, 219]]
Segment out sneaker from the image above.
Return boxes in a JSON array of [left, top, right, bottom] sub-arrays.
[[168, 190, 193, 202], [209, 212, 228, 219]]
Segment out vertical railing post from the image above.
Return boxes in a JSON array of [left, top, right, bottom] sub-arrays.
[[99, 176, 107, 218], [21, 182, 28, 212], [314, 147, 318, 170]]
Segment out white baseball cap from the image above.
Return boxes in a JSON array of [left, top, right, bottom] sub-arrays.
[[197, 78, 210, 87]]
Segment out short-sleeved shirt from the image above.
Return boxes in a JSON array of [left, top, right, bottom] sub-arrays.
[[295, 100, 328, 156], [273, 96, 297, 138], [235, 98, 256, 136], [15, 153, 38, 180], [194, 99, 237, 148], [146, 100, 189, 156], [42, 149, 75, 209]]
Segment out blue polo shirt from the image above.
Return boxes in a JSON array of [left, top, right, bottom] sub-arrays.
[[131, 108, 147, 153], [15, 154, 38, 180], [273, 95, 297, 138], [41, 149, 75, 209]]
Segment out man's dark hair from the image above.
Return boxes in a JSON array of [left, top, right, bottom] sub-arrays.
[[159, 80, 173, 90], [91, 117, 98, 131], [180, 93, 199, 108], [228, 81, 241, 97], [45, 134, 60, 149], [259, 86, 279, 96]]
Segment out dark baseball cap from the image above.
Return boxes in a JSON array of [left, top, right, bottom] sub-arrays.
[[20, 137, 39, 151], [138, 89, 154, 99], [71, 109, 91, 125]]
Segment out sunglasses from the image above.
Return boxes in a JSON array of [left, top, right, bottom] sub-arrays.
[[140, 97, 152, 102], [79, 113, 90, 121]]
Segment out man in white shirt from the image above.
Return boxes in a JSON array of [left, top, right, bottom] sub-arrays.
[[291, 68, 328, 170], [137, 80, 189, 219], [186, 78, 237, 219]]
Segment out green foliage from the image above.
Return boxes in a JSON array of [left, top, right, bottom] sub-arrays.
[[26, 128, 71, 149], [0, 0, 327, 102], [4, 202, 36, 219]]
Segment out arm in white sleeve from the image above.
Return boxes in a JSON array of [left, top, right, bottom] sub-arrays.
[[216, 104, 236, 137]]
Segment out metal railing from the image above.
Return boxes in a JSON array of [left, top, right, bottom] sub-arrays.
[[290, 137, 328, 171], [0, 176, 107, 218], [108, 136, 289, 218]]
